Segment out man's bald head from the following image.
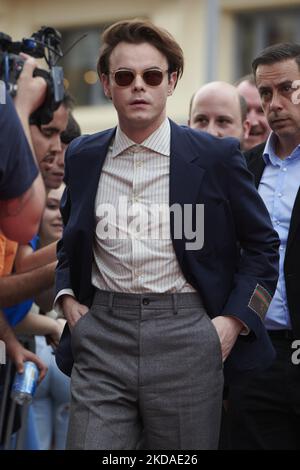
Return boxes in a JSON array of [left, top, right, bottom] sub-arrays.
[[188, 81, 249, 144]]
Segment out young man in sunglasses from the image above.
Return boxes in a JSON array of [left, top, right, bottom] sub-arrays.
[[54, 19, 279, 450]]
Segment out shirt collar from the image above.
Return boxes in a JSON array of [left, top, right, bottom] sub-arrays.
[[262, 131, 279, 165], [263, 131, 300, 165], [111, 118, 170, 158]]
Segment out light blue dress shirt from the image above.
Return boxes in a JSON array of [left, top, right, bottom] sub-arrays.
[[258, 132, 300, 330]]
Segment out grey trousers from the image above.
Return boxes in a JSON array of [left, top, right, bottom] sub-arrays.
[[67, 290, 224, 450]]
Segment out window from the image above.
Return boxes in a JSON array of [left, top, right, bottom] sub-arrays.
[[59, 25, 109, 106], [235, 8, 300, 80]]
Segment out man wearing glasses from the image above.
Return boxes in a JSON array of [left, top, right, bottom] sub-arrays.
[[55, 19, 279, 450]]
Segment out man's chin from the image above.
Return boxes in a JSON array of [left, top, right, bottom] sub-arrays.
[[45, 180, 63, 190], [244, 136, 264, 151]]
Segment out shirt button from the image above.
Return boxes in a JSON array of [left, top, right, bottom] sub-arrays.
[[278, 193, 282, 198], [282, 167, 287, 172], [142, 298, 150, 305]]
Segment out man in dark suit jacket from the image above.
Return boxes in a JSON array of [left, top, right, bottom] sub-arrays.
[[54, 19, 279, 450], [228, 42, 300, 450]]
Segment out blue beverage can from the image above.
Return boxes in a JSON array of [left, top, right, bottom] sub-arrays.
[[11, 361, 39, 405]]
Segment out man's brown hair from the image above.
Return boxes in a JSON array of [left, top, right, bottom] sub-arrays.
[[252, 43, 300, 78], [97, 19, 184, 88]]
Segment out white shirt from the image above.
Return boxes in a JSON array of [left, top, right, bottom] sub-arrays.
[[92, 118, 195, 293], [55, 119, 195, 311]]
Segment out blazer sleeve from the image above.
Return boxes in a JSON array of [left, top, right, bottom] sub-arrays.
[[220, 143, 280, 337]]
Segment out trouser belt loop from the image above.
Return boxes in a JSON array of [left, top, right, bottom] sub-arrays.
[[173, 293, 178, 315]]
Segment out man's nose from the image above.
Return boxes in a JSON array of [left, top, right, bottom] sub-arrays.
[[247, 109, 259, 126], [50, 134, 62, 153], [207, 122, 222, 137], [269, 92, 283, 112], [56, 149, 65, 168], [133, 73, 146, 91]]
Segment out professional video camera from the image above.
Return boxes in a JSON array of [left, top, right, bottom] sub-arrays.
[[0, 26, 64, 125]]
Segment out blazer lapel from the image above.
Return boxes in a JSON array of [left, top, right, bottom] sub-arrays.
[[169, 120, 206, 265], [247, 152, 266, 189], [71, 128, 116, 230]]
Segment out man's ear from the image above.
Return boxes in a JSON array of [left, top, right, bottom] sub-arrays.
[[101, 73, 112, 99], [168, 71, 178, 93], [243, 118, 251, 140]]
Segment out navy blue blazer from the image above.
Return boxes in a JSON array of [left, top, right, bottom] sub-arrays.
[[55, 120, 280, 382]]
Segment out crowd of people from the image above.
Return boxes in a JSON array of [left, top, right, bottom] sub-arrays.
[[0, 17, 300, 450]]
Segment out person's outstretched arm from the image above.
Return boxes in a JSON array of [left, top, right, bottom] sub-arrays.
[[0, 57, 47, 243]]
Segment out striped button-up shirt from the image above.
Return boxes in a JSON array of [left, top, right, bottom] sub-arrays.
[[92, 118, 195, 293]]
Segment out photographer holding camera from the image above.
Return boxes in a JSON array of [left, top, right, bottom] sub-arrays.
[[0, 27, 68, 379], [0, 56, 47, 245], [0, 53, 51, 379], [1, 26, 67, 195]]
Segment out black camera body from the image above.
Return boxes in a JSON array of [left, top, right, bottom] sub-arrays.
[[0, 26, 64, 125]]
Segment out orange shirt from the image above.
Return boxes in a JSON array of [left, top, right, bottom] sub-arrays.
[[0, 232, 18, 276]]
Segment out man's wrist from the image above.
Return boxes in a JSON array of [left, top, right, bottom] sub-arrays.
[[53, 289, 75, 318], [61, 294, 77, 312], [226, 315, 249, 335]]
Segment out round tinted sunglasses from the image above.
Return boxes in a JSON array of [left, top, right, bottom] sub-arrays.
[[110, 69, 169, 87]]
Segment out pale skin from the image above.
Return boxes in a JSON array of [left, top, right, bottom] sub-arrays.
[[236, 80, 271, 151], [189, 81, 250, 145], [101, 41, 177, 143], [14, 313, 65, 349], [256, 58, 300, 158], [61, 42, 243, 362], [39, 185, 64, 247], [35, 185, 65, 313]]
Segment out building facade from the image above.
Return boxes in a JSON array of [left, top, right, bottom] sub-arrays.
[[1, 0, 300, 132]]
